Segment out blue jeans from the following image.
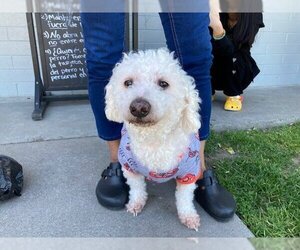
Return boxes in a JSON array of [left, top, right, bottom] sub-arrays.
[[81, 10, 212, 141]]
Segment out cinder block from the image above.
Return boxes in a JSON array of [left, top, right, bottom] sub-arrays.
[[0, 69, 34, 83], [7, 27, 29, 41], [251, 43, 267, 55], [282, 54, 300, 64], [252, 54, 283, 65], [289, 13, 300, 22], [279, 74, 300, 85], [138, 42, 145, 50], [138, 15, 147, 30], [0, 41, 31, 56], [144, 43, 167, 50], [0, 13, 27, 27], [16, 82, 34, 97], [145, 15, 163, 30], [252, 74, 282, 87], [0, 83, 18, 97], [139, 29, 166, 43], [286, 33, 300, 43], [12, 56, 33, 69], [254, 54, 283, 65], [261, 64, 299, 75], [0, 27, 8, 40], [258, 32, 287, 44], [263, 13, 291, 22], [270, 21, 299, 33], [0, 56, 13, 69], [267, 44, 300, 54]]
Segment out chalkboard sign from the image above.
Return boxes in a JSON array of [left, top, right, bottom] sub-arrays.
[[37, 12, 88, 91], [26, 0, 130, 120]]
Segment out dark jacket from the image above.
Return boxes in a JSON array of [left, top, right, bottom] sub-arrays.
[[211, 13, 264, 95]]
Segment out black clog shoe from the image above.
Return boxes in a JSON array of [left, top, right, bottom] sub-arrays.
[[96, 162, 129, 210], [195, 169, 236, 221]]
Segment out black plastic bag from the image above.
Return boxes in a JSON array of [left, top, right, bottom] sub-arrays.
[[0, 155, 23, 201]]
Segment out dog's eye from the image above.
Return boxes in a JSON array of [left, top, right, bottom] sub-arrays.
[[124, 79, 133, 87], [158, 80, 169, 89]]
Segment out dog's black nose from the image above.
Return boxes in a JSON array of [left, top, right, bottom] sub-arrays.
[[130, 98, 151, 118]]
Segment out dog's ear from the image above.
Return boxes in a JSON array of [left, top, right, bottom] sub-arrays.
[[105, 77, 123, 123], [181, 76, 201, 134], [105, 52, 132, 123]]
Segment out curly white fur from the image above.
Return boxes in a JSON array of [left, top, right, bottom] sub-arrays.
[[105, 48, 201, 230]]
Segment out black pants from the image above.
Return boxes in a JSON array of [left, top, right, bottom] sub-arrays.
[[211, 52, 259, 96]]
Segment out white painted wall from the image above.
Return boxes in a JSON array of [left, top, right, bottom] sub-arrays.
[[0, 14, 34, 97]]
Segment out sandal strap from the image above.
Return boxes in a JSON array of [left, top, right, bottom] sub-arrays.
[[197, 170, 219, 188], [227, 96, 243, 102], [101, 163, 123, 178]]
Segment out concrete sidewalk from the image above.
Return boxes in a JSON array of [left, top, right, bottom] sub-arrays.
[[0, 137, 251, 237], [1, 85, 299, 145], [0, 85, 299, 237]]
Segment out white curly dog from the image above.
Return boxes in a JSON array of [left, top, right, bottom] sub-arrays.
[[105, 48, 202, 230]]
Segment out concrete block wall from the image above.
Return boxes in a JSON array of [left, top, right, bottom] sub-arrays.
[[252, 13, 300, 87], [0, 12, 299, 97], [138, 14, 166, 50], [0, 13, 34, 97]]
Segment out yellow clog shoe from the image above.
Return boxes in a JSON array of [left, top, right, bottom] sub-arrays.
[[224, 96, 243, 111]]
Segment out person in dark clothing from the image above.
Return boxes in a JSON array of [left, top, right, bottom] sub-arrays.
[[209, 2, 264, 111]]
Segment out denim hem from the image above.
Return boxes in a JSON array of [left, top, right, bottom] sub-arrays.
[[199, 133, 210, 141], [99, 134, 122, 142]]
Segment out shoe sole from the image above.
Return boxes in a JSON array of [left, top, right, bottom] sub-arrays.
[[206, 211, 235, 222], [96, 196, 126, 211], [198, 203, 235, 222], [195, 194, 236, 222]]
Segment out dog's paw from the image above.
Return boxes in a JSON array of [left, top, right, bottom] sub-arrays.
[[126, 200, 146, 216], [179, 213, 200, 231]]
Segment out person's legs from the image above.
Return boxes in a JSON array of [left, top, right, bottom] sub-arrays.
[[81, 13, 125, 141], [199, 141, 206, 172], [81, 12, 129, 209], [159, 11, 212, 163], [211, 55, 244, 111], [159, 10, 236, 221], [107, 141, 121, 162], [159, 11, 212, 168], [221, 56, 244, 111]]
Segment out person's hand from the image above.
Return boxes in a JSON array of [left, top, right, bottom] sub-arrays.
[[209, 0, 225, 37]]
